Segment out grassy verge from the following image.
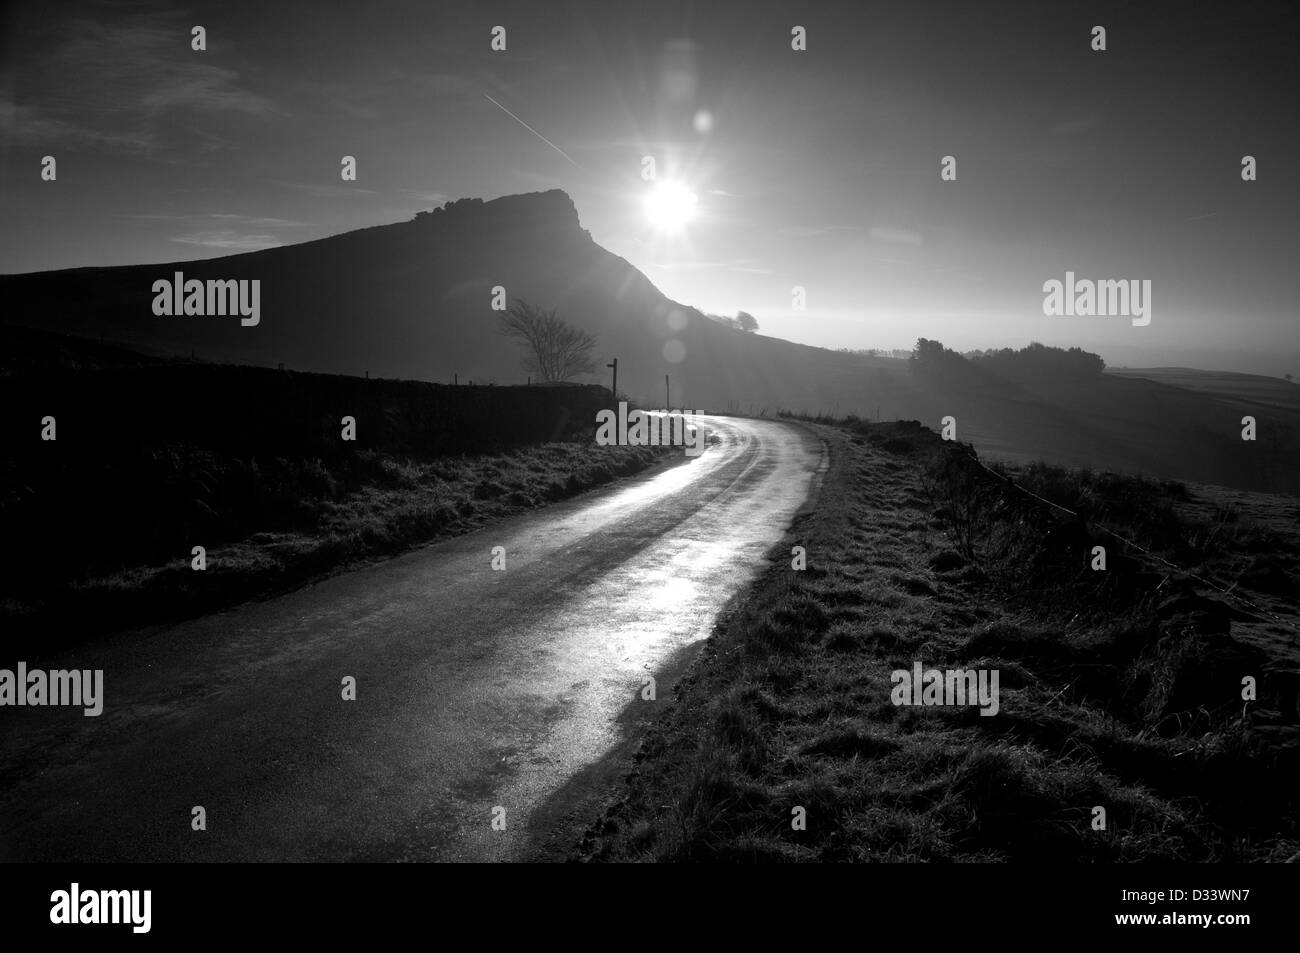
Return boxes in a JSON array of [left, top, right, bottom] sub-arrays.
[[576, 419, 1299, 862], [5, 441, 678, 650]]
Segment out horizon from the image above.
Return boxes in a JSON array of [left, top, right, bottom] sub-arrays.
[[4, 186, 1292, 380], [2, 0, 1297, 377]]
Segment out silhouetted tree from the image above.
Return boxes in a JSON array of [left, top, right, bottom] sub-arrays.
[[498, 300, 597, 383], [909, 338, 990, 384], [909, 338, 956, 372], [968, 341, 1105, 381], [736, 310, 759, 332]]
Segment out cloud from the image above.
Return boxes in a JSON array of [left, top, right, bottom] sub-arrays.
[[122, 212, 309, 227], [170, 230, 283, 251], [778, 224, 862, 238], [209, 214, 310, 228], [647, 259, 775, 274], [287, 70, 477, 122], [138, 72, 278, 118], [267, 180, 380, 198], [61, 16, 280, 117], [126, 212, 310, 250], [0, 97, 155, 150], [2, 11, 281, 153], [398, 190, 452, 205]]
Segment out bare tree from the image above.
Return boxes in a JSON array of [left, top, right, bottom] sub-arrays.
[[498, 299, 598, 383]]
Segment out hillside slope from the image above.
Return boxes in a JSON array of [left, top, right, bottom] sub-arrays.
[[1, 190, 879, 413], [5, 191, 1297, 492]]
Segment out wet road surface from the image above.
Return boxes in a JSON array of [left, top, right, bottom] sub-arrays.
[[0, 415, 825, 861]]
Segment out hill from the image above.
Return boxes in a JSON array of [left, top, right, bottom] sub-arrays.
[[1107, 367, 1300, 413], [4, 190, 1298, 492], [0, 190, 880, 413]]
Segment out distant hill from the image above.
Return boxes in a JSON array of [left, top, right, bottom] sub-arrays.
[[4, 190, 1298, 493], [902, 345, 1300, 493], [1107, 367, 1300, 413], [0, 189, 883, 413]]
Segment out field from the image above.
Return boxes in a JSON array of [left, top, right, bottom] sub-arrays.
[[575, 418, 1299, 862]]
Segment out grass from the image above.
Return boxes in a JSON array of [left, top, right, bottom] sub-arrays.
[[576, 419, 1299, 862], [4, 440, 677, 649], [0, 327, 681, 648]]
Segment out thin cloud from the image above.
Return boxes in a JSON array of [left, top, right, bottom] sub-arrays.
[[119, 213, 311, 228], [170, 230, 283, 251], [267, 180, 380, 199], [0, 97, 155, 150], [398, 189, 452, 205], [778, 224, 862, 238], [4, 12, 281, 153], [648, 259, 775, 274]]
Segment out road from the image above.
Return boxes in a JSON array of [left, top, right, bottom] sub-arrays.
[[0, 415, 826, 861]]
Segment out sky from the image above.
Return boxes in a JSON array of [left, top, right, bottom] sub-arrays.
[[2, 0, 1297, 375]]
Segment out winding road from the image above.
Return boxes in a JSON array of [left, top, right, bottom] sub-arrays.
[[0, 415, 825, 861]]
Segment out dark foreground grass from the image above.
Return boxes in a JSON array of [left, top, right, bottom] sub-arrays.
[[4, 441, 676, 650], [577, 419, 1299, 862], [1, 326, 681, 649]]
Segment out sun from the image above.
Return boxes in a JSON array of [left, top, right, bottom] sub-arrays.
[[643, 181, 698, 232]]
